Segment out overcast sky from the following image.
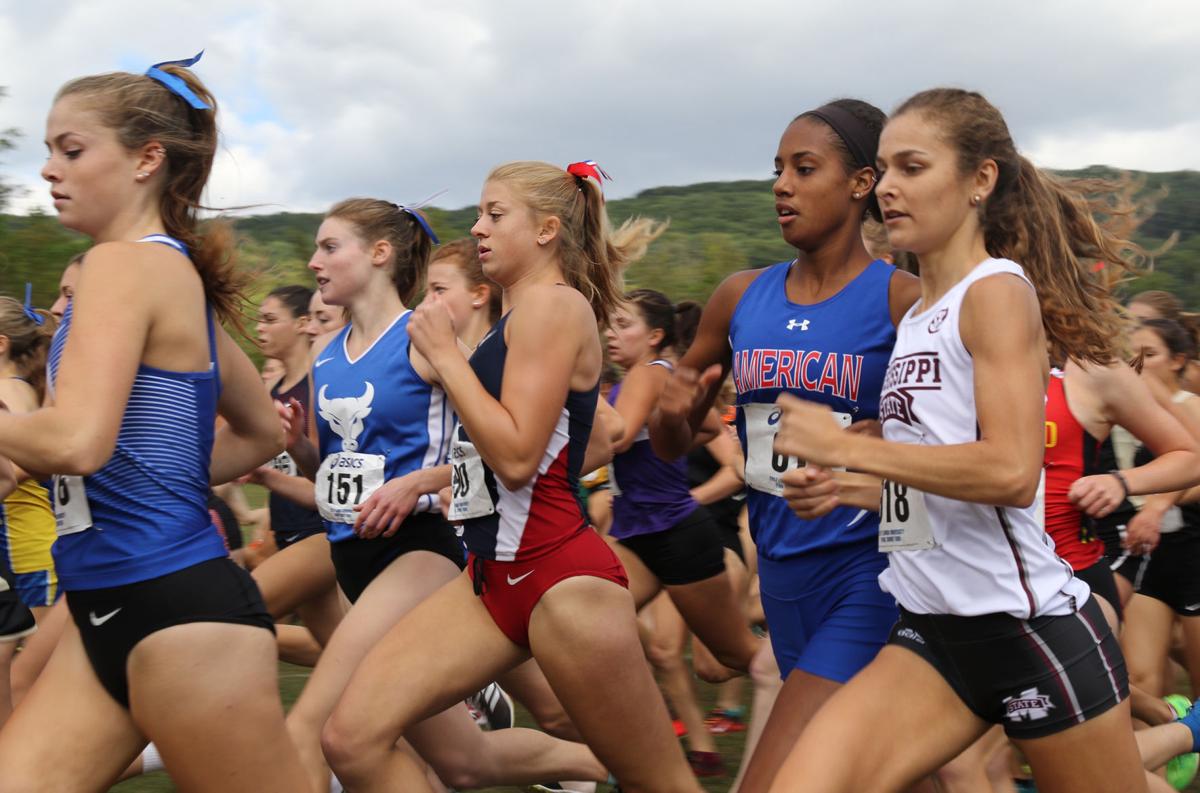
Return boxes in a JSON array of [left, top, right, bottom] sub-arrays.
[[2, 0, 1197, 216]]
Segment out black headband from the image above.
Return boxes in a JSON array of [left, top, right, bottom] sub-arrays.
[[800, 104, 876, 171]]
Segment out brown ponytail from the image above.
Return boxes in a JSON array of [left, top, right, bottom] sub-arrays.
[[0, 298, 58, 401], [56, 64, 247, 326], [325, 199, 434, 305], [893, 88, 1155, 366]]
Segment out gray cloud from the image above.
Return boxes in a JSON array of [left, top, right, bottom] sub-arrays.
[[3, 0, 1198, 217]]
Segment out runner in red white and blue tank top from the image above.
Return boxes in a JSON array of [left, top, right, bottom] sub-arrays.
[[649, 99, 921, 790], [323, 160, 699, 792]]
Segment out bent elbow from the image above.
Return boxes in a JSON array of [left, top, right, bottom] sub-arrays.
[[495, 461, 538, 493], [1002, 469, 1041, 509]]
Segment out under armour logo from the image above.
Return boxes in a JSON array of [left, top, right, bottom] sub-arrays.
[[786, 319, 810, 331]]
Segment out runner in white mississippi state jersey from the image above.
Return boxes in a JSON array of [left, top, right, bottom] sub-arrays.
[[877, 258, 1088, 617]]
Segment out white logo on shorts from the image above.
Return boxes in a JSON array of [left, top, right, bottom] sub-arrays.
[[506, 571, 534, 586], [89, 608, 122, 627], [1003, 688, 1055, 722], [895, 627, 925, 645]]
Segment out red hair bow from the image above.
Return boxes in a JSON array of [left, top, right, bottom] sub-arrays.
[[566, 160, 611, 190]]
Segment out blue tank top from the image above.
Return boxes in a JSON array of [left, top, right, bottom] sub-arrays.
[[729, 258, 896, 560], [312, 311, 453, 544], [607, 364, 698, 540], [47, 234, 227, 590]]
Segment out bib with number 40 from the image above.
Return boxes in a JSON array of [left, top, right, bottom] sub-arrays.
[[877, 479, 937, 552], [53, 474, 93, 536], [315, 451, 385, 524], [742, 403, 851, 497], [448, 438, 496, 521]]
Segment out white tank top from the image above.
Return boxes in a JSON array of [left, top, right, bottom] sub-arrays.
[[877, 258, 1089, 618]]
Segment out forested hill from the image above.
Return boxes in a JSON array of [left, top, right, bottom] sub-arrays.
[[4, 168, 1199, 310]]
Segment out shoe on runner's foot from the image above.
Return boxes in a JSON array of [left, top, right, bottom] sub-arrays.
[[465, 681, 514, 731]]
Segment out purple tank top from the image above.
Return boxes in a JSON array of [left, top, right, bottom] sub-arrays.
[[607, 363, 698, 540]]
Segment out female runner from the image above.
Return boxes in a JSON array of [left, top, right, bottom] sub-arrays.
[[319, 161, 701, 792], [1119, 319, 1200, 698], [0, 55, 310, 791], [279, 198, 610, 792], [649, 98, 921, 791], [769, 87, 1149, 793]]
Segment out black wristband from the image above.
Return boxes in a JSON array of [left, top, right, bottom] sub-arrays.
[[1108, 469, 1131, 500]]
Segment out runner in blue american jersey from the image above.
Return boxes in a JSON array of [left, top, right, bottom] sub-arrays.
[[650, 98, 921, 790]]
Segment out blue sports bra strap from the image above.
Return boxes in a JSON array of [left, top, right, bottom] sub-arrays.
[[137, 233, 188, 254], [648, 358, 675, 372]]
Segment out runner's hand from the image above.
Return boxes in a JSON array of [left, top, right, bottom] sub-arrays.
[[774, 394, 848, 469], [781, 465, 840, 519], [353, 473, 422, 539], [1123, 507, 1162, 554], [657, 364, 722, 427], [276, 398, 306, 451], [409, 296, 458, 364], [1068, 474, 1125, 519]]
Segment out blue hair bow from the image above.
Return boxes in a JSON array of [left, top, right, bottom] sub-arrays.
[[23, 284, 44, 326], [145, 51, 212, 110], [396, 205, 440, 245]]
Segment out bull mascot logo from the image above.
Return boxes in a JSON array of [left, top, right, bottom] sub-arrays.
[[318, 382, 374, 452]]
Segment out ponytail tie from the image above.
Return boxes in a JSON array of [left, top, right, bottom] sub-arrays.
[[145, 51, 213, 111], [22, 283, 44, 326], [566, 160, 610, 193], [393, 204, 440, 245]]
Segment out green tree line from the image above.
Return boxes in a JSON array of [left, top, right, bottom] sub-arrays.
[[3, 170, 1199, 315]]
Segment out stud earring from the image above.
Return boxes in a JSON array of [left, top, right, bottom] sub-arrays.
[[971, 195, 981, 206], [852, 192, 862, 199], [473, 301, 483, 308]]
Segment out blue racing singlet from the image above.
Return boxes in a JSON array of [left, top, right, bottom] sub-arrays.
[[312, 311, 453, 543], [46, 234, 227, 590], [729, 258, 896, 560]]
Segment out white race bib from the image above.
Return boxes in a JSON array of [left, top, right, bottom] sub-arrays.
[[878, 479, 937, 552], [448, 439, 496, 521], [315, 451, 386, 524], [743, 403, 851, 496], [53, 474, 93, 536], [269, 451, 298, 477]]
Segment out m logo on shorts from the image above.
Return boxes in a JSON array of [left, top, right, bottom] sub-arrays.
[[1003, 688, 1055, 722]]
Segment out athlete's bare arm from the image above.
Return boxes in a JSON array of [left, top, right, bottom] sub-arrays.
[[0, 243, 166, 474], [1066, 361, 1200, 518], [775, 273, 1046, 507], [211, 324, 287, 485], [411, 284, 596, 491], [649, 269, 760, 460]]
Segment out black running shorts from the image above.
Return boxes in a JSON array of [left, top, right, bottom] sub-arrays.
[[66, 557, 274, 707], [889, 597, 1127, 739], [617, 506, 726, 586], [329, 512, 466, 603]]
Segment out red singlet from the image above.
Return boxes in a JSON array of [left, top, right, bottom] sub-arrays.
[[1043, 370, 1103, 571]]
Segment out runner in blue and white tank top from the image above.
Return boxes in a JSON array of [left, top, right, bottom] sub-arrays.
[[768, 87, 1151, 793], [650, 99, 920, 790], [276, 199, 606, 793], [0, 52, 311, 792]]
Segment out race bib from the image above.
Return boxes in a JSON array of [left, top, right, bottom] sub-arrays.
[[878, 479, 937, 552], [53, 474, 93, 536], [448, 439, 495, 521], [268, 451, 298, 477], [315, 451, 386, 524], [743, 403, 851, 496]]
